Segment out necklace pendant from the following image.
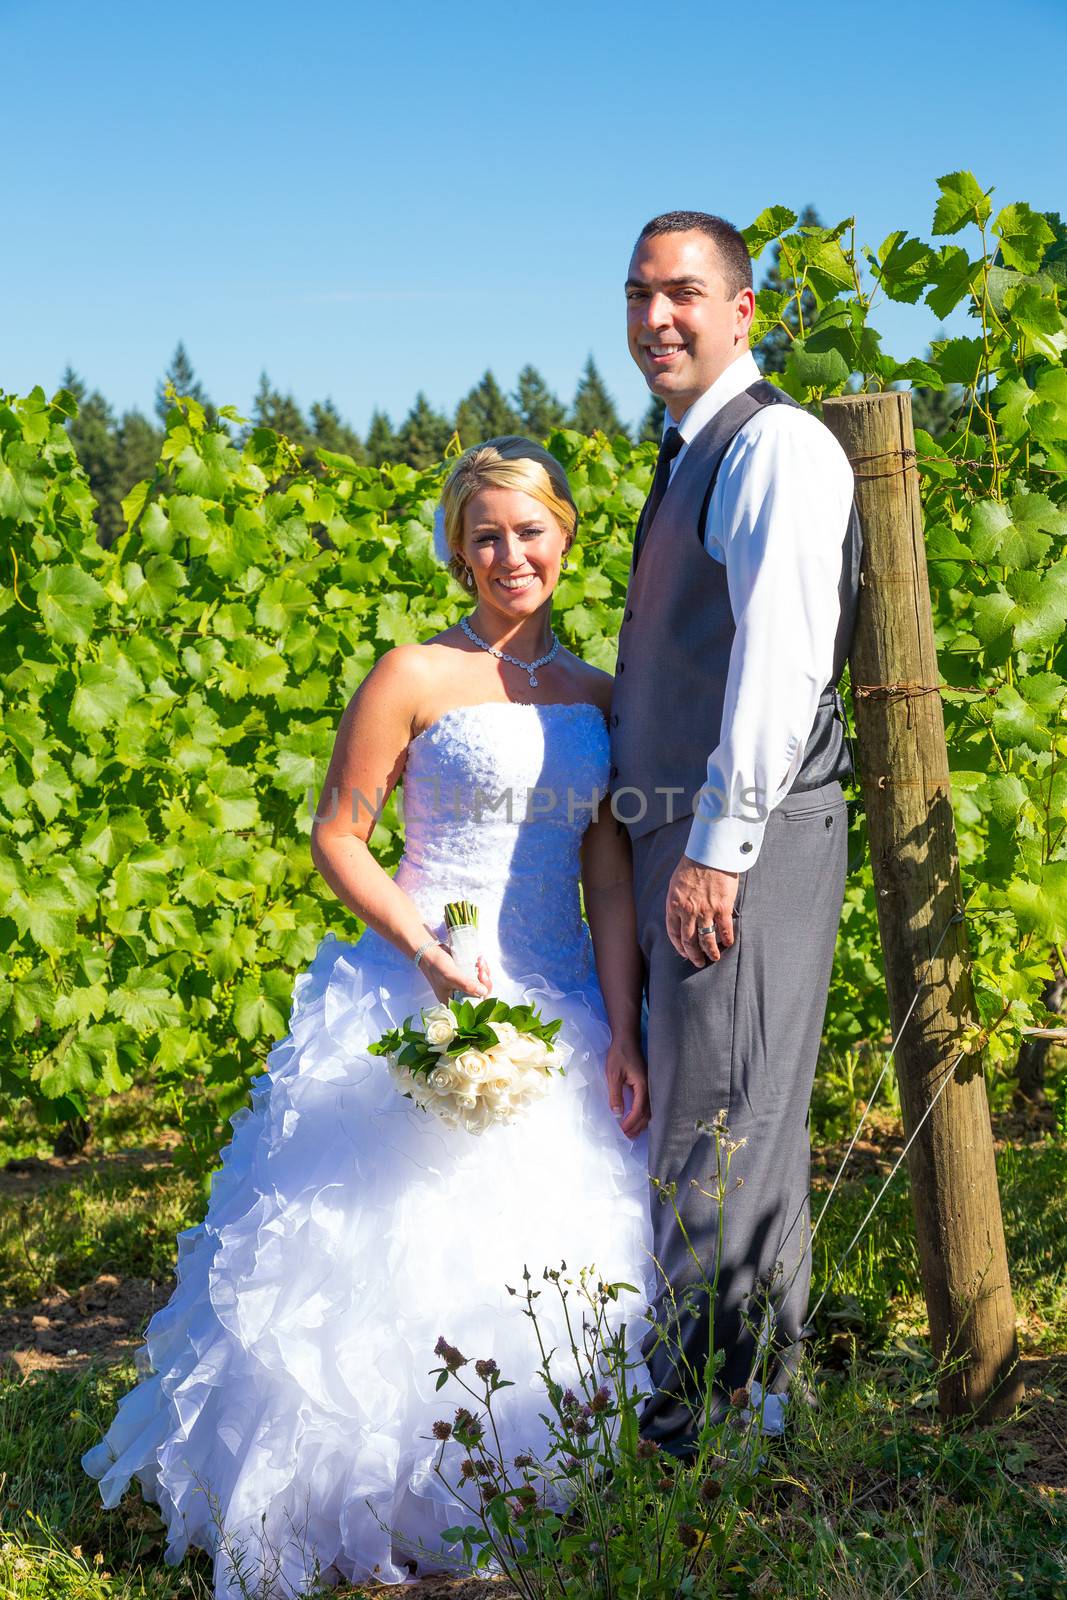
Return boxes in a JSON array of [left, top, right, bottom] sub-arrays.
[[528, 674, 538, 687]]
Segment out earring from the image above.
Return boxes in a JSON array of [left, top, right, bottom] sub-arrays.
[[464, 567, 474, 588], [561, 554, 569, 570]]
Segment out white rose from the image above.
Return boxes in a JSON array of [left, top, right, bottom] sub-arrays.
[[453, 1048, 493, 1083], [508, 1034, 550, 1068], [422, 1005, 459, 1049], [493, 1020, 520, 1045], [428, 1066, 455, 1091]]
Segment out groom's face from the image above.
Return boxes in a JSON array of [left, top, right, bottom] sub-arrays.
[[626, 230, 752, 420]]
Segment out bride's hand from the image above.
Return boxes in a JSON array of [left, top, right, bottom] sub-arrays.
[[419, 945, 492, 1007], [605, 1038, 650, 1139]]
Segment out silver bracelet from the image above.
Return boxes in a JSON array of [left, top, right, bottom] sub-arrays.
[[412, 936, 444, 969]]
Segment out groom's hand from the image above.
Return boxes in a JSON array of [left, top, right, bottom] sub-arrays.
[[666, 855, 740, 967]]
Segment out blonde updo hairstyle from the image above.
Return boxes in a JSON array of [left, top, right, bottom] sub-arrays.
[[439, 436, 578, 587]]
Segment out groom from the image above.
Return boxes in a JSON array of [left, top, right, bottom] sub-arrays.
[[609, 211, 863, 1453]]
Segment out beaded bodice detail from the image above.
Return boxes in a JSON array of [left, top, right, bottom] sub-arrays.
[[361, 701, 609, 988]]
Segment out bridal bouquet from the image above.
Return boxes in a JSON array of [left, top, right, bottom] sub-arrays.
[[368, 901, 565, 1134]]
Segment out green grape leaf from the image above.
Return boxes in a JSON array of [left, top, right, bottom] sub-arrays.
[[784, 341, 850, 394], [173, 431, 242, 498], [990, 685, 1050, 751], [232, 970, 291, 1041], [69, 652, 145, 733], [742, 206, 798, 257], [1007, 562, 1067, 652], [109, 968, 184, 1032], [1003, 282, 1067, 361], [1006, 862, 1067, 942], [979, 772, 1030, 828], [993, 202, 1057, 274], [873, 232, 936, 304], [30, 564, 107, 645], [925, 245, 978, 320], [931, 336, 985, 386], [932, 171, 991, 236]]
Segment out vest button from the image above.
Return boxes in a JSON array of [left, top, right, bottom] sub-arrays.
[[740, 841, 753, 854], [825, 814, 834, 828], [626, 609, 633, 621], [618, 661, 625, 673], [610, 765, 618, 779]]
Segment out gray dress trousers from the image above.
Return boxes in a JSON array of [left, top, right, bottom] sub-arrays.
[[632, 776, 848, 1450]]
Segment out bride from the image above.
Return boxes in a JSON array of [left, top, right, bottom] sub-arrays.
[[82, 436, 658, 1597]]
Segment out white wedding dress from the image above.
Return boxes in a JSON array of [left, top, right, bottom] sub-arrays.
[[82, 700, 656, 1598]]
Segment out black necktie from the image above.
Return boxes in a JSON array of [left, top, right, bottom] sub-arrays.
[[635, 425, 684, 559]]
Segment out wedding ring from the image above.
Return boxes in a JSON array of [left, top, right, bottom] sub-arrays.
[[697, 924, 716, 936]]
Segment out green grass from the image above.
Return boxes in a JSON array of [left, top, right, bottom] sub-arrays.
[[2, 1085, 1064, 1599], [0, 1158, 202, 1310]]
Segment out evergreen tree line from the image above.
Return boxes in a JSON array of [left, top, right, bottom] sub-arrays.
[[57, 209, 959, 544]]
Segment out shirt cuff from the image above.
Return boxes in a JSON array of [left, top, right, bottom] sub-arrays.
[[685, 808, 769, 872]]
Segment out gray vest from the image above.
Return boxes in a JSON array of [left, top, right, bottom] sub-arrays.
[[608, 380, 863, 842]]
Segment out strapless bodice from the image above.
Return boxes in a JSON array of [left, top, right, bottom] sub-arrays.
[[358, 700, 610, 987]]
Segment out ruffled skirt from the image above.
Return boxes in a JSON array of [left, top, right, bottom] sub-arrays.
[[82, 930, 656, 1597]]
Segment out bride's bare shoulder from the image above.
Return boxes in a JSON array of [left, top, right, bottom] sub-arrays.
[[559, 651, 615, 720]]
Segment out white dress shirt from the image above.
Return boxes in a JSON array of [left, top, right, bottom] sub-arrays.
[[664, 348, 855, 874]]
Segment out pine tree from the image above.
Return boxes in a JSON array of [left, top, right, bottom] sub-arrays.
[[570, 356, 624, 437], [365, 409, 400, 465], [512, 365, 565, 439], [117, 409, 165, 493], [68, 389, 122, 545], [454, 371, 522, 447], [755, 204, 822, 375], [636, 395, 666, 442], [251, 372, 308, 444], [155, 341, 216, 425], [309, 399, 366, 462], [58, 365, 86, 406], [396, 392, 454, 469]]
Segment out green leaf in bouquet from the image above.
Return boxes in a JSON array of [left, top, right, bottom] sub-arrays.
[[367, 1027, 402, 1057]]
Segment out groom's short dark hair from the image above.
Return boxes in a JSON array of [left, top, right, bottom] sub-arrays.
[[636, 211, 753, 298]]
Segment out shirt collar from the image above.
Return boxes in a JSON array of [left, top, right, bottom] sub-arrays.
[[664, 348, 762, 445]]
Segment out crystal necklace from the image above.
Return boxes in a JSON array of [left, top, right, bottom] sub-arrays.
[[459, 614, 560, 688]]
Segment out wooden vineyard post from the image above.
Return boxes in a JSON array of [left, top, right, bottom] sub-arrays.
[[822, 391, 1024, 1423]]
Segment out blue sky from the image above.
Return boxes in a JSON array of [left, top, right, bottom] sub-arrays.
[[2, 0, 1063, 435]]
